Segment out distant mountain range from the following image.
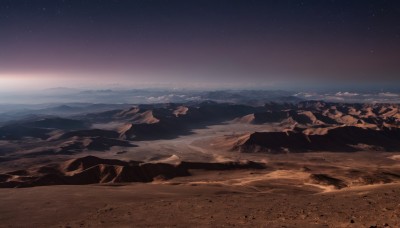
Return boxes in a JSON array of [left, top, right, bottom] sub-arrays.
[[1, 89, 399, 112]]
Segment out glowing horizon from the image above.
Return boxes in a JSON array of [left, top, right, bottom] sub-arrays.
[[1, 1, 399, 91]]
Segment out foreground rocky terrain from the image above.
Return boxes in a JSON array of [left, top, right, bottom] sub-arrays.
[[1, 171, 400, 227]]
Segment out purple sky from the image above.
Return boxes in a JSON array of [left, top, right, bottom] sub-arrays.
[[1, 0, 400, 90]]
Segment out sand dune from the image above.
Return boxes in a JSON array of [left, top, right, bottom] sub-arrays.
[[130, 110, 160, 124], [238, 102, 399, 128], [233, 114, 255, 124], [114, 106, 140, 119], [173, 106, 189, 117], [0, 156, 267, 188]]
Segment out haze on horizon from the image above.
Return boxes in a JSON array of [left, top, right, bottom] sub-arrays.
[[1, 0, 400, 91]]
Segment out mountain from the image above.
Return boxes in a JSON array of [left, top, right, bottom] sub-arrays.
[[238, 126, 400, 153], [0, 156, 266, 188]]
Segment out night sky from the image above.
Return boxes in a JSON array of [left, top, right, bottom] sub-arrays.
[[1, 0, 400, 89]]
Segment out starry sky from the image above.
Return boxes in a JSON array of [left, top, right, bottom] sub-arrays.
[[1, 0, 400, 90]]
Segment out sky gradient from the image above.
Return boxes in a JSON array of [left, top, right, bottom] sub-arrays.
[[1, 0, 400, 90]]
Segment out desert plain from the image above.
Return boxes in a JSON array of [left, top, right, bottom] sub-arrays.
[[0, 101, 399, 227]]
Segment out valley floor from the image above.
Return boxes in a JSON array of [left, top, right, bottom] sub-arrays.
[[1, 123, 400, 227], [0, 177, 399, 227]]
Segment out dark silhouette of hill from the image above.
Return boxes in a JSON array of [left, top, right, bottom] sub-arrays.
[[239, 126, 400, 153], [56, 129, 120, 140], [20, 117, 87, 130], [0, 156, 267, 188], [0, 125, 52, 140]]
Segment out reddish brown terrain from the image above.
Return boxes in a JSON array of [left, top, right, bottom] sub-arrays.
[[0, 101, 400, 227]]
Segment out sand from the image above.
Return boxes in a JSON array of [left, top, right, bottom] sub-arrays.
[[0, 176, 399, 227], [1, 101, 400, 227]]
